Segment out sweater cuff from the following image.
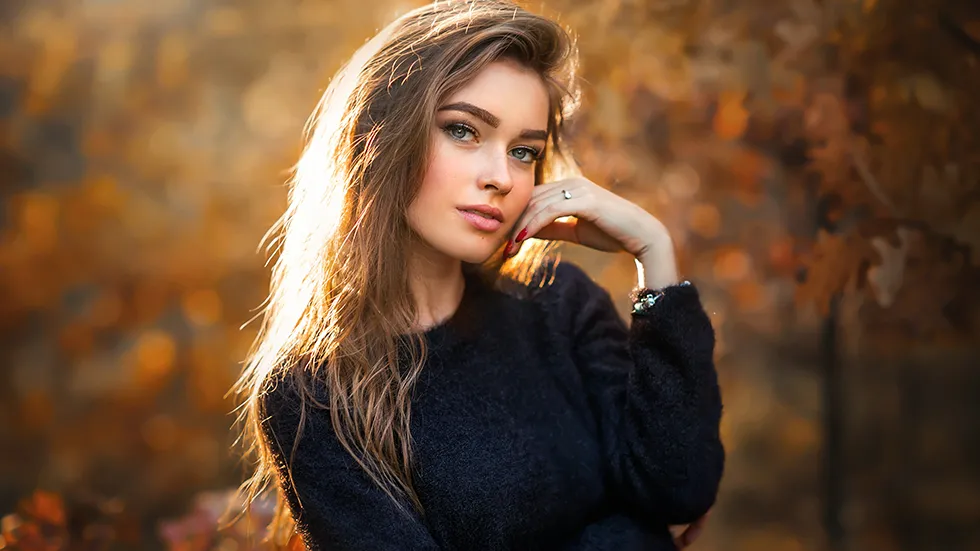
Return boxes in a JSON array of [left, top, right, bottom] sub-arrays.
[[627, 281, 717, 388], [628, 281, 713, 344], [629, 280, 696, 316]]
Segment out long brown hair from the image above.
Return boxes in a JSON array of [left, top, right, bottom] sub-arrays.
[[226, 0, 582, 544]]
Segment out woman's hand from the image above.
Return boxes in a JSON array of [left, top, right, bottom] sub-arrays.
[[503, 177, 667, 259], [669, 510, 711, 548]]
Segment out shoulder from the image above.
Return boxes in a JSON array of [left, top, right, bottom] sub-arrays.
[[260, 372, 295, 417], [536, 259, 616, 311], [493, 256, 606, 298], [259, 369, 332, 449], [258, 372, 302, 444], [510, 258, 622, 339], [551, 259, 605, 293]]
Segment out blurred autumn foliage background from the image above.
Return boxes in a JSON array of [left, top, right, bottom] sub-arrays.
[[1, 0, 978, 549]]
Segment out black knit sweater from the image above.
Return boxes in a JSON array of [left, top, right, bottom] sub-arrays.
[[260, 260, 724, 550]]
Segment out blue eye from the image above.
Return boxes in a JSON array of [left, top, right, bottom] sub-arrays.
[[511, 147, 541, 164], [443, 122, 475, 141]]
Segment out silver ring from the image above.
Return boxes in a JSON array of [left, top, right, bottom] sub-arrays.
[[562, 189, 572, 200]]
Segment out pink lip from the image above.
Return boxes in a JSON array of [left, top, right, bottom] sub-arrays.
[[457, 208, 503, 232], [457, 204, 504, 222]]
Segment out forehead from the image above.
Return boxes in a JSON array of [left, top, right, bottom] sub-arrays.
[[441, 59, 550, 128]]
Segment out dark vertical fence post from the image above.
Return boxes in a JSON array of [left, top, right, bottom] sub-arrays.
[[821, 293, 844, 550]]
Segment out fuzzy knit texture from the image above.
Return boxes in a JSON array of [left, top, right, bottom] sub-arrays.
[[260, 260, 725, 550]]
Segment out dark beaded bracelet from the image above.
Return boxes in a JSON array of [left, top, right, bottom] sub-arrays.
[[630, 280, 692, 314]]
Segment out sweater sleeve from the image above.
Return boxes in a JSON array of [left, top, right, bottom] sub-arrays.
[[560, 513, 675, 550], [259, 376, 442, 551], [551, 262, 725, 526]]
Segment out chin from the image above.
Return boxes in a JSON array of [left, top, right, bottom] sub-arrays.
[[455, 246, 498, 265], [439, 238, 501, 265]]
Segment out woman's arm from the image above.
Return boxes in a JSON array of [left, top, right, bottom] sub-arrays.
[[505, 174, 722, 527], [260, 378, 442, 551], [558, 261, 725, 526], [559, 513, 676, 551]]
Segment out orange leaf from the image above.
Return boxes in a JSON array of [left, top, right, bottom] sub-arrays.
[[181, 289, 222, 327], [688, 203, 721, 239], [732, 280, 766, 312], [712, 91, 749, 140], [713, 248, 752, 282], [24, 491, 66, 526], [768, 236, 796, 274], [133, 331, 177, 388], [771, 74, 806, 107], [17, 193, 59, 253]]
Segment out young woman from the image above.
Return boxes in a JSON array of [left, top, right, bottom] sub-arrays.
[[230, 1, 724, 549]]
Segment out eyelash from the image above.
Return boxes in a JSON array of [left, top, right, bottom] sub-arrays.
[[441, 121, 543, 164]]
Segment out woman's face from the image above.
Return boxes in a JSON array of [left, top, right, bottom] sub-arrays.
[[407, 58, 550, 264]]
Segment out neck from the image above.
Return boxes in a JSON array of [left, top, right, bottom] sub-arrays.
[[407, 238, 465, 332]]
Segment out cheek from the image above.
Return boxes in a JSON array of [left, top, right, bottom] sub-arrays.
[[408, 140, 461, 225], [421, 147, 458, 196]]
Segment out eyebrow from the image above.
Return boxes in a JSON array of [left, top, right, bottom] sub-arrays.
[[437, 101, 548, 141]]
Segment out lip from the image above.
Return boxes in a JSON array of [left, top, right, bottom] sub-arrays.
[[457, 207, 503, 232], [457, 204, 504, 222]]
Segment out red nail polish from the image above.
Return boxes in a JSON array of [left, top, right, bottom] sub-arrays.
[[515, 228, 527, 242]]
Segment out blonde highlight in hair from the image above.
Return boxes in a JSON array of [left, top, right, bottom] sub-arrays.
[[223, 1, 583, 545]]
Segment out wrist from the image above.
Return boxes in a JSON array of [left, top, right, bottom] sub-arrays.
[[631, 217, 672, 258], [634, 233, 679, 289]]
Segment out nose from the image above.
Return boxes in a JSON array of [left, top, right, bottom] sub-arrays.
[[476, 148, 514, 195]]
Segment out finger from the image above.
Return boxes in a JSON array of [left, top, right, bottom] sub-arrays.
[[532, 219, 578, 243], [521, 184, 587, 235], [506, 198, 578, 258], [506, 190, 577, 257], [680, 523, 704, 547], [680, 513, 710, 547], [503, 205, 531, 257], [520, 195, 585, 242], [530, 177, 578, 197], [522, 192, 572, 230], [668, 524, 687, 539], [522, 183, 582, 222], [526, 179, 589, 213]]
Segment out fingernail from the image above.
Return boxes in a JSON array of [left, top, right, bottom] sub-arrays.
[[504, 240, 513, 257], [515, 228, 527, 242]]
